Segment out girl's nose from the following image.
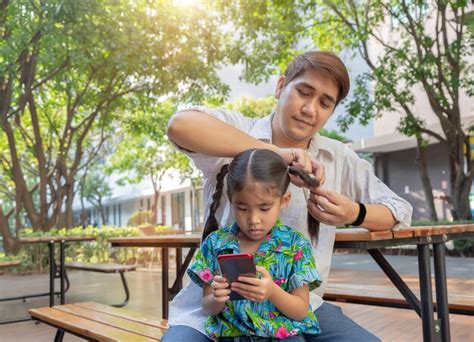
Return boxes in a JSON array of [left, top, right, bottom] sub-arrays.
[[247, 212, 260, 225]]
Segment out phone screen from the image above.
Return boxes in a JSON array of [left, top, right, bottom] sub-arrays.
[[217, 253, 256, 300]]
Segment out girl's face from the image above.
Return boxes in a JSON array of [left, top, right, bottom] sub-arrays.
[[230, 181, 291, 242]]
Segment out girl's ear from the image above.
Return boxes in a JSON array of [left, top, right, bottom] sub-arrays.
[[280, 192, 291, 208], [275, 75, 286, 99]]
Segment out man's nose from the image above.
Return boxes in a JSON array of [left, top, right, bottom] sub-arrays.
[[302, 101, 317, 117]]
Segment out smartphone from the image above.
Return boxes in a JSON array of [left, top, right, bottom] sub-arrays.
[[217, 253, 257, 300]]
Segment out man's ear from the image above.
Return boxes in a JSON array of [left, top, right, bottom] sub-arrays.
[[280, 192, 291, 208], [275, 75, 286, 99]]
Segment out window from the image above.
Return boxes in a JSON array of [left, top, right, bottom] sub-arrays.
[[117, 204, 122, 227], [140, 199, 144, 211], [171, 192, 185, 229], [113, 205, 117, 226], [194, 188, 204, 228], [161, 197, 166, 225]]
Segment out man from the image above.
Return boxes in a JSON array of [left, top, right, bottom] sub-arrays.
[[164, 51, 412, 341]]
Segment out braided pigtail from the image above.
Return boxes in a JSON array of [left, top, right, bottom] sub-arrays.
[[202, 164, 229, 241], [288, 166, 320, 245]]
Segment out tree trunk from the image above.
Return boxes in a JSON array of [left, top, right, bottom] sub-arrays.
[[0, 209, 21, 255], [152, 190, 160, 225], [415, 138, 438, 221]]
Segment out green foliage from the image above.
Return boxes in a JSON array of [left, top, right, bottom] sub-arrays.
[[223, 96, 277, 118], [0, 0, 232, 246], [127, 211, 153, 226]]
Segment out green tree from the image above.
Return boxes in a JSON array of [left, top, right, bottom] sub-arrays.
[[217, 0, 473, 220], [106, 101, 193, 225], [79, 170, 112, 226], [0, 0, 230, 254]]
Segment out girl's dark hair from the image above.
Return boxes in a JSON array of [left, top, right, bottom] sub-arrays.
[[202, 149, 320, 244]]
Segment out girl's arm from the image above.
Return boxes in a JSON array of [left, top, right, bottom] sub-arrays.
[[269, 283, 309, 321], [231, 266, 309, 321], [202, 275, 230, 315]]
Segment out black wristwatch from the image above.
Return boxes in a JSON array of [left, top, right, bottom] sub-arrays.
[[346, 202, 367, 227]]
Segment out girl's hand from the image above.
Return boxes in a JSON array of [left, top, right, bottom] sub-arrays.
[[211, 275, 231, 303], [278, 148, 325, 187], [231, 266, 275, 302]]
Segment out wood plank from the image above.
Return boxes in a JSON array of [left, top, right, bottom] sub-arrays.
[[20, 236, 95, 244], [29, 307, 157, 341], [110, 233, 201, 248], [0, 260, 21, 268], [65, 262, 136, 273], [76, 302, 168, 329], [55, 304, 165, 340], [335, 228, 393, 241], [392, 229, 414, 239]]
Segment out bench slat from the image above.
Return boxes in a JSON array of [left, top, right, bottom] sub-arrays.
[[55, 304, 166, 340], [0, 261, 21, 268], [65, 262, 136, 273], [76, 302, 168, 329], [29, 307, 157, 341]]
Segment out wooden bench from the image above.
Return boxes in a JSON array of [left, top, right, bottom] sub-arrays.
[[65, 262, 136, 307], [29, 302, 168, 341], [0, 260, 21, 268]]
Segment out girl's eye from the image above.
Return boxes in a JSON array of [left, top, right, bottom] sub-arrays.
[[236, 207, 247, 211], [260, 207, 271, 212], [321, 102, 330, 109]]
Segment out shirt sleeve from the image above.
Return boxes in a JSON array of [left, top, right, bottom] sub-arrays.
[[340, 148, 413, 230], [287, 234, 322, 292], [187, 235, 216, 287], [169, 106, 257, 176]]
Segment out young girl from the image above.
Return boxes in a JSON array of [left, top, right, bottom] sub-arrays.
[[187, 149, 322, 341]]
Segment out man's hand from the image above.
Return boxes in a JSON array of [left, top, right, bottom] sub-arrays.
[[230, 266, 275, 302], [278, 148, 325, 187], [210, 275, 231, 303], [307, 187, 359, 226]]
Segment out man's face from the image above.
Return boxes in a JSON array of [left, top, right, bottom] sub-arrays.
[[272, 69, 339, 148]]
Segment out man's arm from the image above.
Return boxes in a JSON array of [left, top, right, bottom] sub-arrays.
[[167, 110, 275, 157], [307, 190, 398, 230], [167, 110, 323, 180]]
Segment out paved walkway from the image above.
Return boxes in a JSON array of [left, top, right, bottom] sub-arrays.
[[0, 253, 472, 341]]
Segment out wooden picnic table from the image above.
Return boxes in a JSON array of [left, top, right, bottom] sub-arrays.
[[1, 236, 95, 307], [334, 224, 474, 342], [109, 233, 201, 319]]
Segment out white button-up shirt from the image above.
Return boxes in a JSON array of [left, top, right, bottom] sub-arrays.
[[168, 106, 413, 333]]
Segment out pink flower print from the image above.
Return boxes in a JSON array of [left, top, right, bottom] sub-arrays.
[[294, 250, 303, 261], [273, 277, 287, 287], [275, 326, 291, 339], [265, 234, 271, 240], [269, 311, 276, 319], [199, 269, 213, 283]]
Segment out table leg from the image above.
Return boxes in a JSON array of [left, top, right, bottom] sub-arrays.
[[48, 241, 55, 307], [60, 240, 65, 305], [176, 248, 183, 290], [417, 244, 440, 342], [162, 247, 169, 319], [368, 249, 421, 316], [433, 242, 451, 342]]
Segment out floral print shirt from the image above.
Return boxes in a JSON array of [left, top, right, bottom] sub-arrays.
[[187, 221, 322, 339]]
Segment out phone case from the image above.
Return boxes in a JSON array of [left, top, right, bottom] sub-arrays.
[[217, 253, 256, 300]]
